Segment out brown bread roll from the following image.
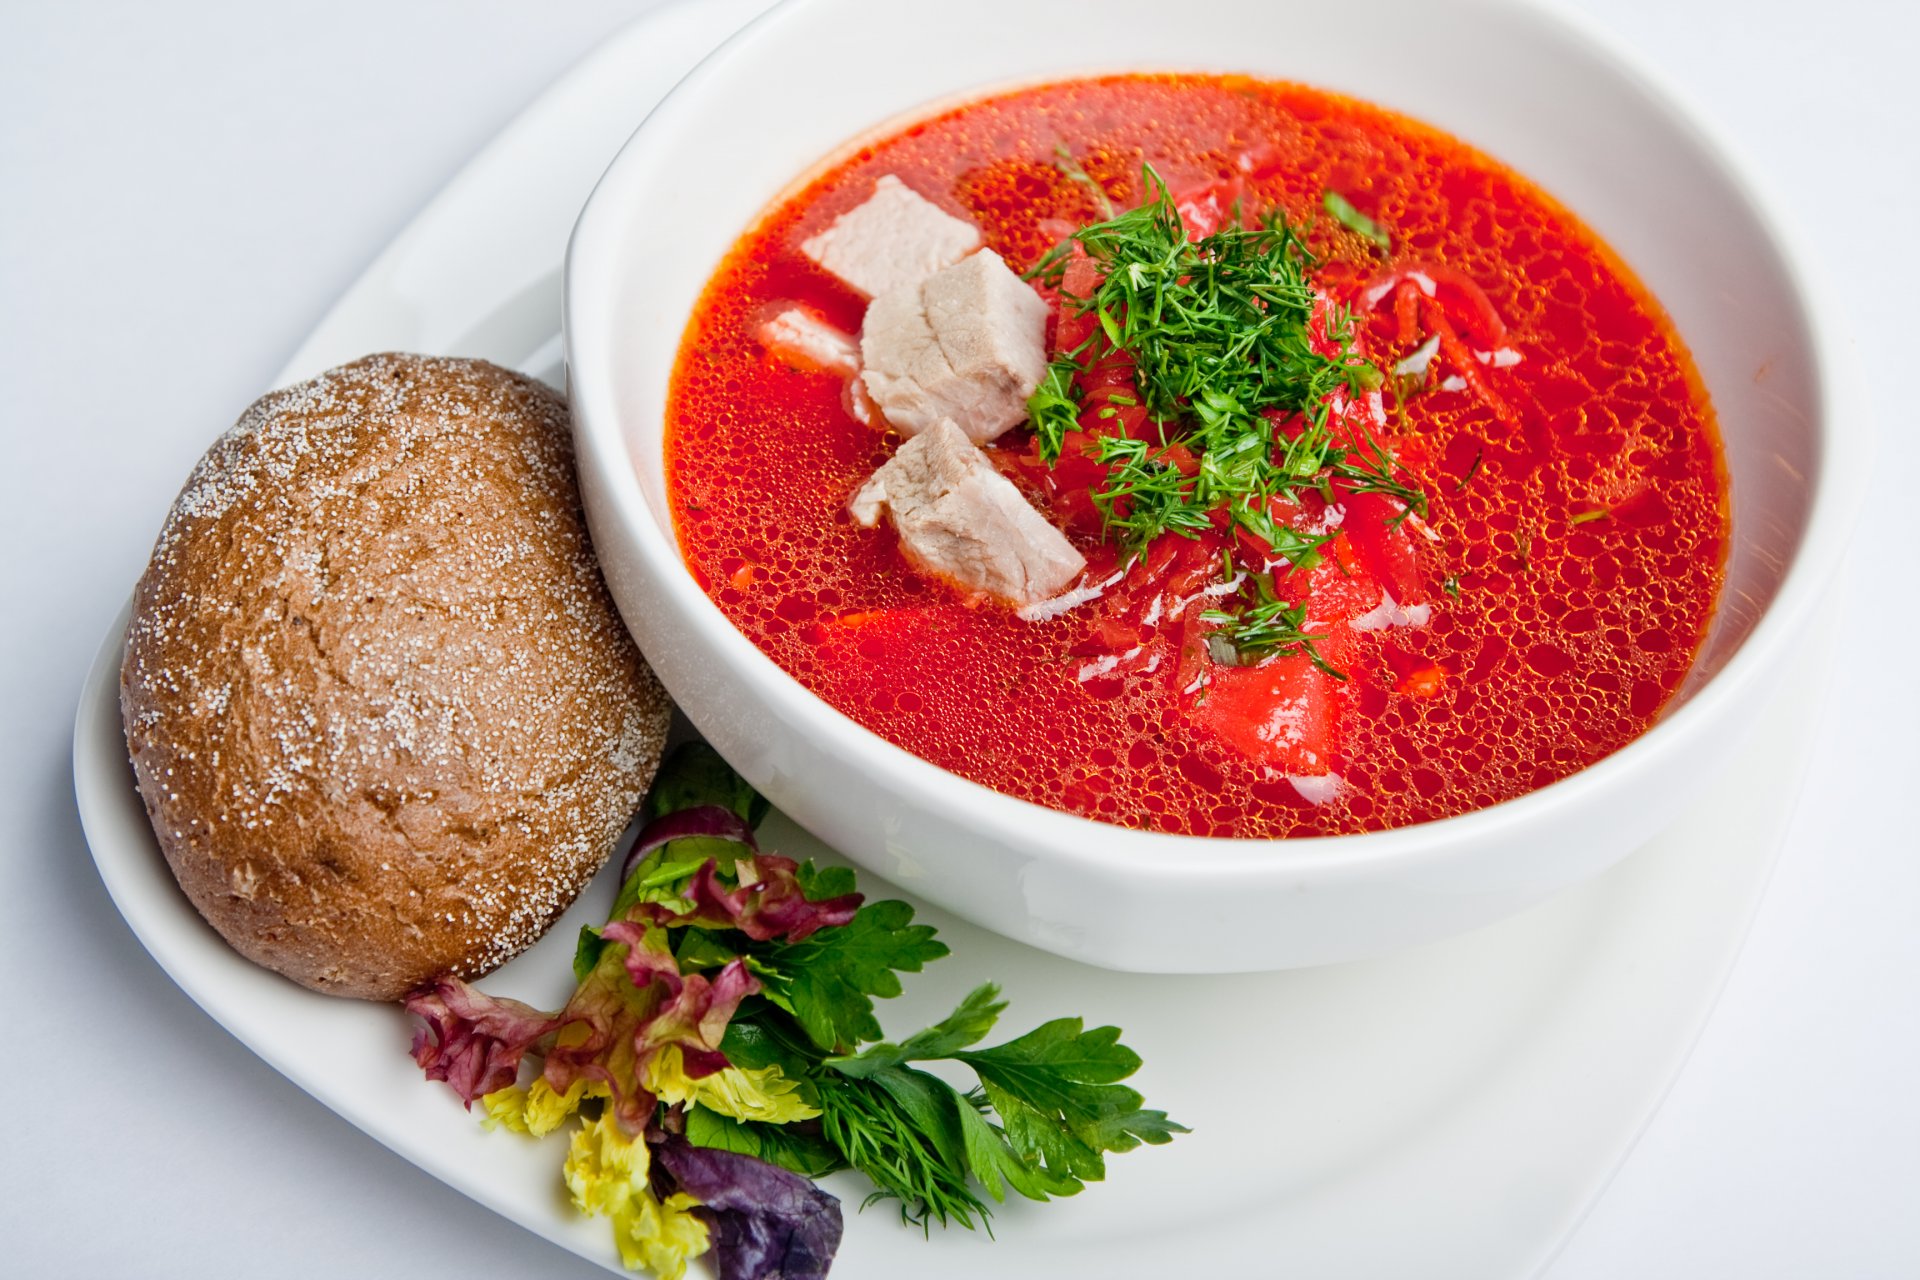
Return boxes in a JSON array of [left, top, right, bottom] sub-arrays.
[[120, 353, 670, 1000]]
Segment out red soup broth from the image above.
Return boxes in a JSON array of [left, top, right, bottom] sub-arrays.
[[665, 75, 1727, 839]]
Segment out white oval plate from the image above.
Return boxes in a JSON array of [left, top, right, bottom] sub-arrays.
[[74, 2, 1830, 1276]]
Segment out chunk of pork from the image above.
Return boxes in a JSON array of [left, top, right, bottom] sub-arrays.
[[859, 250, 1048, 444], [850, 420, 1085, 606], [755, 306, 860, 377], [800, 175, 983, 300]]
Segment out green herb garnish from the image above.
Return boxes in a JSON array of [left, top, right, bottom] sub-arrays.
[[1454, 447, 1484, 493], [1331, 425, 1429, 522], [746, 899, 949, 1054], [1322, 188, 1391, 253], [1088, 435, 1214, 558], [1025, 166, 1393, 560], [1199, 572, 1344, 678], [1052, 142, 1116, 220], [1027, 358, 1083, 465], [1022, 167, 1435, 679]]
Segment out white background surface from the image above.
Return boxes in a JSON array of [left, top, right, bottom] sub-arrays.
[[1, 1, 1912, 1276]]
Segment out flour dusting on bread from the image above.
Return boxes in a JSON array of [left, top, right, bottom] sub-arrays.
[[122, 353, 671, 1000]]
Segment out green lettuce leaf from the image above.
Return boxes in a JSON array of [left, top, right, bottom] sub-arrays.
[[683, 1105, 846, 1180]]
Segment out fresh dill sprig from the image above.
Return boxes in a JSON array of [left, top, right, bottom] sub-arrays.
[[1028, 358, 1082, 466], [1025, 166, 1404, 573], [813, 1072, 994, 1231], [1052, 142, 1116, 219], [1226, 498, 1329, 569], [1330, 426, 1429, 522], [1021, 165, 1433, 673], [1321, 188, 1391, 253], [1090, 435, 1213, 557], [1198, 573, 1345, 679], [1032, 168, 1374, 443], [1454, 447, 1484, 493]]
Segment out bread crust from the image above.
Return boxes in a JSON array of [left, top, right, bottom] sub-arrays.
[[121, 353, 670, 1001]]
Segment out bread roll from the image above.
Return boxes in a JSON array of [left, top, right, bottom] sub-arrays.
[[121, 353, 670, 1000]]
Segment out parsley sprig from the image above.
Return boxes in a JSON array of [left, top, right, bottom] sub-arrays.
[[709, 956, 1181, 1231]]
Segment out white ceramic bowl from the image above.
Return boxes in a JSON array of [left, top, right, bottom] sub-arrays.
[[564, 0, 1863, 972]]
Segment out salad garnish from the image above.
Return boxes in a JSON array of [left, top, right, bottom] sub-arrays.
[[405, 744, 1183, 1279]]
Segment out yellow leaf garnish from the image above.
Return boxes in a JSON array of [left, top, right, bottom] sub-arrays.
[[564, 1109, 711, 1278], [480, 1077, 604, 1137], [646, 1044, 822, 1124], [479, 1086, 533, 1134], [611, 1190, 710, 1278]]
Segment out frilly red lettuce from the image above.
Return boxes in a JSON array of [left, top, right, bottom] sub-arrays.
[[638, 852, 861, 944], [405, 979, 560, 1104], [408, 805, 855, 1119], [599, 920, 760, 1081], [427, 922, 761, 1131]]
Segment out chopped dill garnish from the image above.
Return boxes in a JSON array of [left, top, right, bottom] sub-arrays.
[[1025, 165, 1396, 561], [1443, 575, 1462, 599], [1027, 359, 1081, 465], [1454, 448, 1484, 493], [1199, 574, 1345, 679], [1322, 189, 1391, 253], [1090, 435, 1213, 556], [1569, 508, 1610, 526], [1330, 427, 1428, 522], [1226, 498, 1330, 570], [1029, 170, 1374, 444], [1021, 166, 1435, 676], [1052, 143, 1116, 219]]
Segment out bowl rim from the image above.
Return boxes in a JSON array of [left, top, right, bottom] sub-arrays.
[[563, 0, 1868, 881]]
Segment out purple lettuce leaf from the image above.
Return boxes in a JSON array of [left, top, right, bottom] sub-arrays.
[[654, 1134, 843, 1280]]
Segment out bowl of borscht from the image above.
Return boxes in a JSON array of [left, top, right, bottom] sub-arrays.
[[563, 0, 1862, 971]]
